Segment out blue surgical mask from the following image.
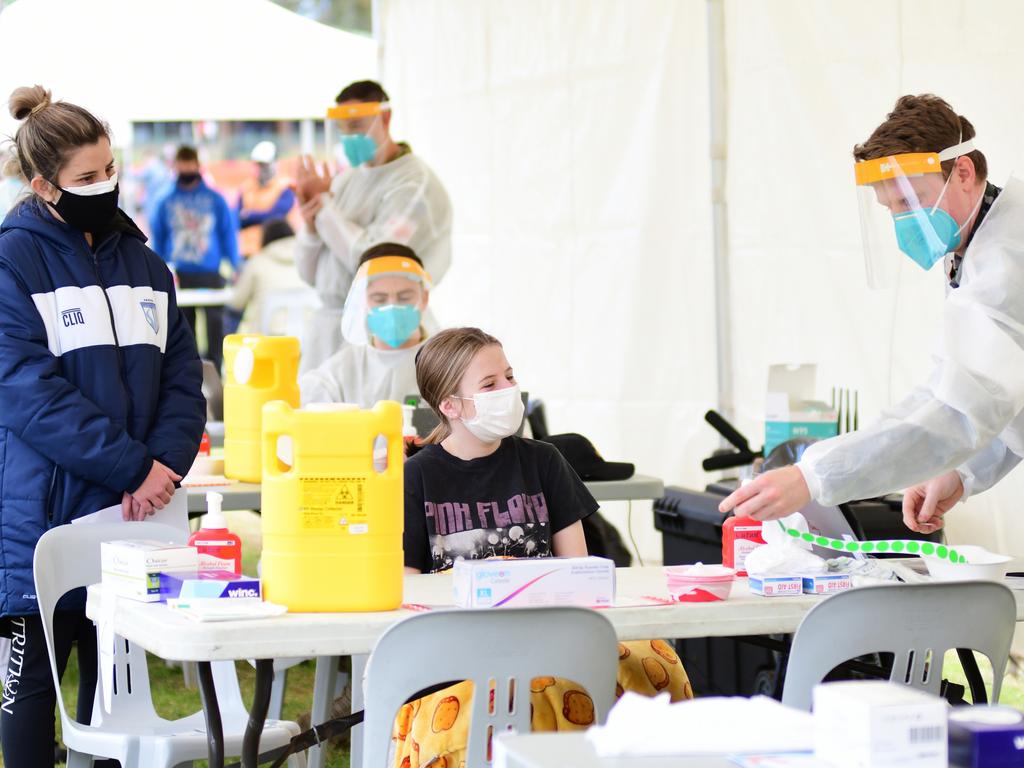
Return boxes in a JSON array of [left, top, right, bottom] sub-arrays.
[[366, 304, 421, 348], [341, 134, 377, 167], [892, 206, 962, 270]]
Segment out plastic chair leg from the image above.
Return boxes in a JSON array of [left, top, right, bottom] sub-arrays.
[[65, 748, 94, 768], [306, 656, 340, 768], [269, 667, 288, 721]]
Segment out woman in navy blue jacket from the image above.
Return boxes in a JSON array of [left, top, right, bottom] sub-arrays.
[[0, 86, 206, 765]]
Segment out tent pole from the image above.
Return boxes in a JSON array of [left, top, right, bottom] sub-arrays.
[[707, 0, 734, 420], [372, 0, 385, 80]]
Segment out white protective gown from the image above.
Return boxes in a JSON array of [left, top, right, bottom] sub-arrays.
[[299, 341, 422, 409], [295, 151, 452, 372], [798, 173, 1024, 505]]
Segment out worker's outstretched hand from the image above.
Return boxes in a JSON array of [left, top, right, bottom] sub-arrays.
[[294, 155, 332, 203], [718, 465, 811, 521], [902, 470, 963, 534]]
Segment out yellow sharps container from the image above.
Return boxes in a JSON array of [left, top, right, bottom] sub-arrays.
[[260, 400, 404, 612], [223, 334, 300, 483]]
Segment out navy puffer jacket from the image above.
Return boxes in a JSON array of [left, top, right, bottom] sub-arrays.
[[0, 198, 205, 617]]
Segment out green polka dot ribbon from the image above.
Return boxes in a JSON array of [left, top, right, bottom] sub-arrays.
[[781, 525, 966, 564]]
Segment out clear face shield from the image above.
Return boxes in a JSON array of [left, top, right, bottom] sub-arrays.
[[326, 101, 390, 168], [855, 139, 979, 288], [340, 254, 431, 348]]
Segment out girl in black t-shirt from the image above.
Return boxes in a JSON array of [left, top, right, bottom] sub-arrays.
[[394, 327, 693, 768], [403, 326, 593, 573]]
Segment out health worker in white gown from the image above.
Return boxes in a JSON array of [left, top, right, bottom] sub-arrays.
[[721, 94, 1024, 535], [294, 80, 451, 372]]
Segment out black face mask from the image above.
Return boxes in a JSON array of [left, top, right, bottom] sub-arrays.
[[50, 180, 120, 234], [177, 172, 201, 186]]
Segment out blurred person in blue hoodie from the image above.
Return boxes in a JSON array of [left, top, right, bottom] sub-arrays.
[[150, 145, 239, 370]]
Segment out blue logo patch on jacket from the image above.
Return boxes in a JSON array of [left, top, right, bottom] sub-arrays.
[[140, 299, 159, 333]]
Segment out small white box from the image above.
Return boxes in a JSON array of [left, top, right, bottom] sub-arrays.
[[814, 681, 947, 768], [748, 575, 803, 597], [101, 539, 198, 602], [453, 557, 615, 609]]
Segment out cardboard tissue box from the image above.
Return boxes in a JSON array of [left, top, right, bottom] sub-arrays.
[[101, 540, 198, 602], [765, 364, 838, 456], [453, 556, 615, 608], [159, 571, 261, 602]]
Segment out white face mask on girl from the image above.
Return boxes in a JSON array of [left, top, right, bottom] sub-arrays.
[[454, 384, 525, 443]]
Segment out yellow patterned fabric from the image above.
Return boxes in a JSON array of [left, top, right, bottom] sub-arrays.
[[390, 639, 693, 768]]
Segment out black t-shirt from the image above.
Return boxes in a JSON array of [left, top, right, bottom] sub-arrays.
[[403, 436, 599, 572]]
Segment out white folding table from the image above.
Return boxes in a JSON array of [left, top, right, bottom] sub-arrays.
[[86, 568, 1024, 767]]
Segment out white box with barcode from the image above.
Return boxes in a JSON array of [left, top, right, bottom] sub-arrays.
[[813, 681, 947, 768]]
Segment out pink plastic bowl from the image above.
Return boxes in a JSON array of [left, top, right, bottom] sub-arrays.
[[664, 565, 736, 603]]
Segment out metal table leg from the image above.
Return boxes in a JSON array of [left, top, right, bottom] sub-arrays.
[[243, 658, 276, 767], [197, 661, 225, 768]]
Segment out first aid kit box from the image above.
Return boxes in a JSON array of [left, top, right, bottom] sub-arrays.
[[765, 364, 838, 455], [101, 540, 198, 602], [453, 556, 615, 609], [814, 681, 947, 768], [748, 575, 803, 597]]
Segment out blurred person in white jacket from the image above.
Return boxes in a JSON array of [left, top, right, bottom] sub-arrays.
[[0, 148, 27, 217], [300, 242, 429, 408], [227, 218, 308, 335], [294, 80, 451, 372], [721, 94, 1024, 535]]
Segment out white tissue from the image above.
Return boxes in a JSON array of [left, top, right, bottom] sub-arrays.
[[761, 513, 812, 549], [585, 692, 813, 756]]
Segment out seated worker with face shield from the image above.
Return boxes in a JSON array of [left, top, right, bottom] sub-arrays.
[[721, 94, 1024, 535], [299, 242, 429, 408]]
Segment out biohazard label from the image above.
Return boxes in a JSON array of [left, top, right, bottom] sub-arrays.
[[299, 476, 366, 530]]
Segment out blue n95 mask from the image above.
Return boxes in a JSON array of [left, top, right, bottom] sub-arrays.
[[366, 304, 421, 348], [341, 134, 377, 167], [892, 206, 962, 270]]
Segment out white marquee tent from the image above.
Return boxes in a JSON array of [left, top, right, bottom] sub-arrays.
[[0, 0, 377, 141], [3, 0, 1023, 566]]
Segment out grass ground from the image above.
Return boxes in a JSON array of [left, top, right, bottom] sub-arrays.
[[6, 510, 1021, 765]]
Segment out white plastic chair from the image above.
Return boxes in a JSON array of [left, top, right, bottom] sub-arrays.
[[362, 607, 618, 768], [33, 521, 305, 767], [782, 581, 1017, 711], [260, 288, 320, 338]]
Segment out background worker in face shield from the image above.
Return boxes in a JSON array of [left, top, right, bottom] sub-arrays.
[[299, 242, 429, 408], [721, 94, 1024, 533], [293, 80, 452, 373]]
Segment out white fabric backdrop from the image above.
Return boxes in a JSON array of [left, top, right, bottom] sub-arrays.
[[380, 0, 719, 561], [380, 0, 1024, 562]]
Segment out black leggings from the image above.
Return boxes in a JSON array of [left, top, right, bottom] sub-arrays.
[[0, 611, 100, 767]]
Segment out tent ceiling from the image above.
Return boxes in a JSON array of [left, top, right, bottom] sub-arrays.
[[0, 0, 377, 139]]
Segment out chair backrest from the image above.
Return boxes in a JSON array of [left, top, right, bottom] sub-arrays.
[[33, 521, 186, 727], [202, 359, 223, 422], [782, 582, 1017, 711], [362, 606, 618, 768], [259, 288, 320, 339]]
